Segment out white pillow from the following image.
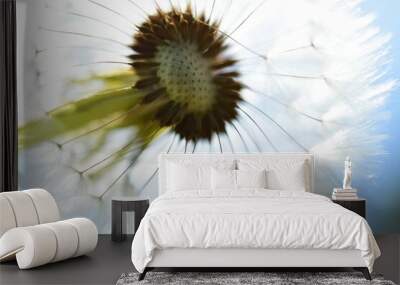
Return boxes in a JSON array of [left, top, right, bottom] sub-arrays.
[[211, 168, 268, 190], [211, 168, 236, 191], [167, 162, 210, 191], [267, 167, 306, 191], [238, 159, 309, 191], [236, 169, 267, 189]]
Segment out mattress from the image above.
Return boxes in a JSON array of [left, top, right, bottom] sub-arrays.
[[131, 190, 380, 273]]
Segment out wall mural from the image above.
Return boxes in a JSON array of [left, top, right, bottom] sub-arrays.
[[17, 0, 398, 233]]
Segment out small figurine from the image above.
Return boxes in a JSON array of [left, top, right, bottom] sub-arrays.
[[342, 156, 352, 190]]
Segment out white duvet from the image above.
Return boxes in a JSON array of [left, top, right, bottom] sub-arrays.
[[131, 190, 380, 273]]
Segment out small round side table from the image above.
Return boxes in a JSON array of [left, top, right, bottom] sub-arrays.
[[111, 197, 149, 242]]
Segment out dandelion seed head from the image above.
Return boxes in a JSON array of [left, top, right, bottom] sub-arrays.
[[156, 42, 216, 112], [131, 7, 243, 141]]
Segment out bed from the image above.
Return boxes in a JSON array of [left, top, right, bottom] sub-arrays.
[[131, 153, 380, 280]]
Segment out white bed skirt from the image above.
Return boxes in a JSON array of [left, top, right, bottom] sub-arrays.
[[148, 248, 366, 268]]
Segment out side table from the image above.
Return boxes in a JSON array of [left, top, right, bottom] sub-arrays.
[[332, 198, 366, 218], [112, 197, 149, 242]]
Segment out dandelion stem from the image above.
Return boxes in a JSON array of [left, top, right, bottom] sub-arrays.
[[137, 168, 159, 194], [66, 11, 133, 38], [245, 86, 324, 124], [36, 46, 130, 57], [59, 104, 136, 146], [244, 101, 309, 152], [235, 120, 262, 152], [229, 0, 268, 35], [203, 0, 268, 56], [72, 61, 132, 67], [192, 141, 198, 154], [167, 134, 176, 153], [99, 152, 142, 199], [47, 87, 133, 115], [199, 19, 266, 61], [225, 133, 235, 153], [127, 0, 149, 16], [271, 43, 314, 56], [238, 105, 278, 151], [209, 0, 216, 21], [79, 144, 139, 174], [88, 0, 137, 28], [136, 133, 177, 194], [217, 133, 223, 153], [39, 27, 128, 47], [230, 122, 250, 152], [268, 73, 323, 80]]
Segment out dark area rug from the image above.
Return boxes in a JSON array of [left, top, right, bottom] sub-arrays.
[[116, 272, 396, 285]]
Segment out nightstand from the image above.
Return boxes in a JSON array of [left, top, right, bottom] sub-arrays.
[[332, 198, 366, 218], [111, 197, 149, 242]]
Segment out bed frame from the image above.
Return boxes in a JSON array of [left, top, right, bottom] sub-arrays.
[[138, 153, 371, 280]]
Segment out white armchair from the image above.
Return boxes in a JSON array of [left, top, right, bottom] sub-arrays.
[[0, 189, 98, 269]]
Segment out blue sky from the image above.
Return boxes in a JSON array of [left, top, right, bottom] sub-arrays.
[[360, 0, 400, 233]]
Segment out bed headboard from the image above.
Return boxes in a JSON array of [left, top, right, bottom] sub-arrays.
[[158, 153, 314, 195]]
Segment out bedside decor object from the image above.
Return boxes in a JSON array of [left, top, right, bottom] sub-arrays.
[[332, 198, 366, 218], [0, 189, 98, 269], [332, 188, 359, 200], [332, 156, 359, 200], [112, 197, 149, 242], [343, 156, 353, 190]]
